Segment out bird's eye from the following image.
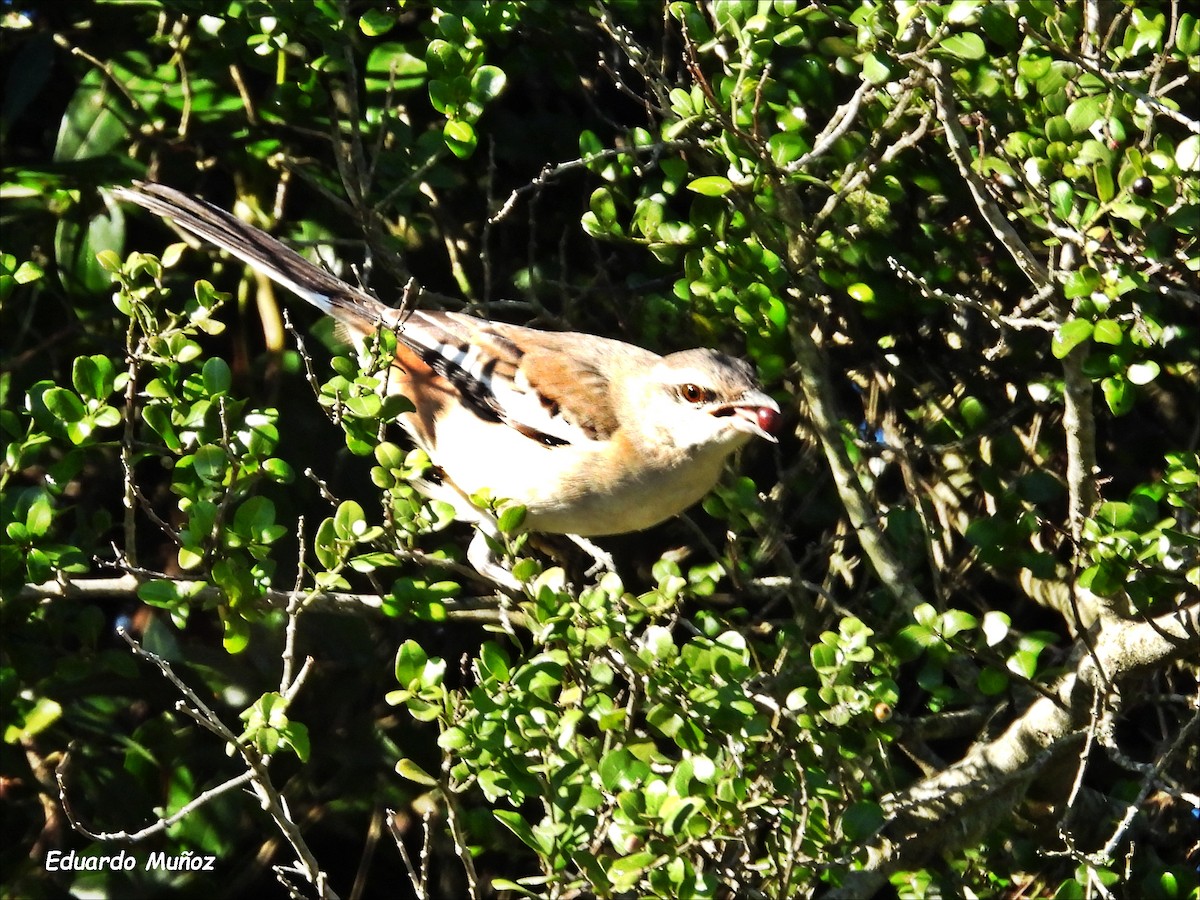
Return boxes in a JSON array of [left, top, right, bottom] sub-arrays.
[[681, 384, 710, 404]]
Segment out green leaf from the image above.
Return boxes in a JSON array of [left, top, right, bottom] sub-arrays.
[[847, 282, 875, 303], [862, 52, 891, 85], [394, 639, 428, 686], [494, 810, 551, 856], [428, 79, 457, 114], [314, 517, 339, 570], [443, 119, 477, 158], [438, 726, 468, 750], [1062, 266, 1099, 300], [221, 612, 251, 654], [358, 8, 396, 36], [72, 355, 115, 401], [497, 503, 526, 534], [1178, 13, 1200, 55], [234, 496, 276, 537], [1049, 180, 1074, 219], [978, 667, 1009, 695], [1051, 319, 1093, 358], [767, 133, 807, 166], [1126, 361, 1159, 385], [25, 495, 53, 537], [840, 801, 885, 840], [980, 4, 1019, 47], [202, 357, 232, 395], [1101, 376, 1134, 416], [55, 73, 129, 162], [589, 187, 618, 226], [192, 444, 227, 482], [1018, 52, 1052, 81], [606, 851, 657, 892], [1093, 163, 1114, 203], [471, 64, 506, 102], [478, 642, 511, 683], [43, 387, 86, 423], [939, 32, 986, 60], [1092, 319, 1123, 345], [395, 757, 438, 786], [1065, 96, 1103, 134], [686, 176, 733, 196], [334, 500, 367, 539], [940, 609, 978, 639], [4, 697, 62, 742]]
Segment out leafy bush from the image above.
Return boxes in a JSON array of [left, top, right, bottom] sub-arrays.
[[2, 2, 1197, 898]]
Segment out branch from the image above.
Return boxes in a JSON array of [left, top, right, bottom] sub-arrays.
[[55, 629, 339, 898], [18, 573, 513, 625], [789, 326, 927, 618], [824, 602, 1200, 899], [927, 60, 1049, 286]]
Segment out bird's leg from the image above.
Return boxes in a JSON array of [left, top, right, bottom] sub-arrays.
[[567, 535, 617, 578], [466, 525, 523, 594]]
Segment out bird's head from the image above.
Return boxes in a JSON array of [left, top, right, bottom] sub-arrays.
[[636, 349, 781, 456]]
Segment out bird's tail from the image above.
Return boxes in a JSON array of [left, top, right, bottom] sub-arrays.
[[112, 181, 390, 337]]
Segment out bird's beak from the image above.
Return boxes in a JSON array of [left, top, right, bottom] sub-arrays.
[[718, 391, 782, 443]]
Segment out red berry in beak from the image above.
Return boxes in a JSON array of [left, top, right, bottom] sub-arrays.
[[757, 406, 781, 436]]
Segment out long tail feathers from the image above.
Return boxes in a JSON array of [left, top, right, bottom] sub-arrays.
[[112, 182, 389, 336]]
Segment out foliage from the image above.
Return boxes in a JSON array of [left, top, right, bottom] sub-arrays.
[[2, 1, 1198, 899]]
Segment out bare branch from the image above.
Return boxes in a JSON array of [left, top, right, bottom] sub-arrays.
[[826, 602, 1200, 899]]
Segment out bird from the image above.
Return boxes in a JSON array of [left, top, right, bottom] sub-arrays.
[[112, 182, 782, 587]]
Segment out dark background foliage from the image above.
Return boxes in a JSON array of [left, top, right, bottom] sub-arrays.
[[2, 1, 1198, 899]]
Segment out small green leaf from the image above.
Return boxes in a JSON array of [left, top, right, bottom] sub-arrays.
[[43, 387, 86, 423], [862, 52, 891, 85], [940, 609, 978, 639], [192, 444, 227, 482], [1062, 266, 1100, 299], [139, 579, 184, 608], [1126, 361, 1159, 385], [314, 517, 339, 569], [686, 176, 733, 196], [443, 119, 477, 158], [234, 496, 276, 537], [395, 757, 438, 786], [939, 32, 986, 60], [221, 612, 251, 654], [1051, 319, 1093, 358], [497, 503, 526, 534], [978, 667, 1009, 695], [202, 357, 232, 395], [471, 64, 506, 102], [1101, 376, 1134, 416], [1049, 180, 1074, 219], [840, 801, 885, 840], [494, 810, 549, 855], [1178, 13, 1199, 55], [1091, 319, 1123, 345], [589, 187, 618, 226], [847, 282, 874, 302], [1065, 96, 1103, 134], [72, 355, 114, 400], [1018, 52, 1052, 80], [334, 500, 367, 539], [768, 133, 807, 166], [394, 639, 429, 686], [1093, 163, 1114, 203], [358, 8, 396, 36]]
